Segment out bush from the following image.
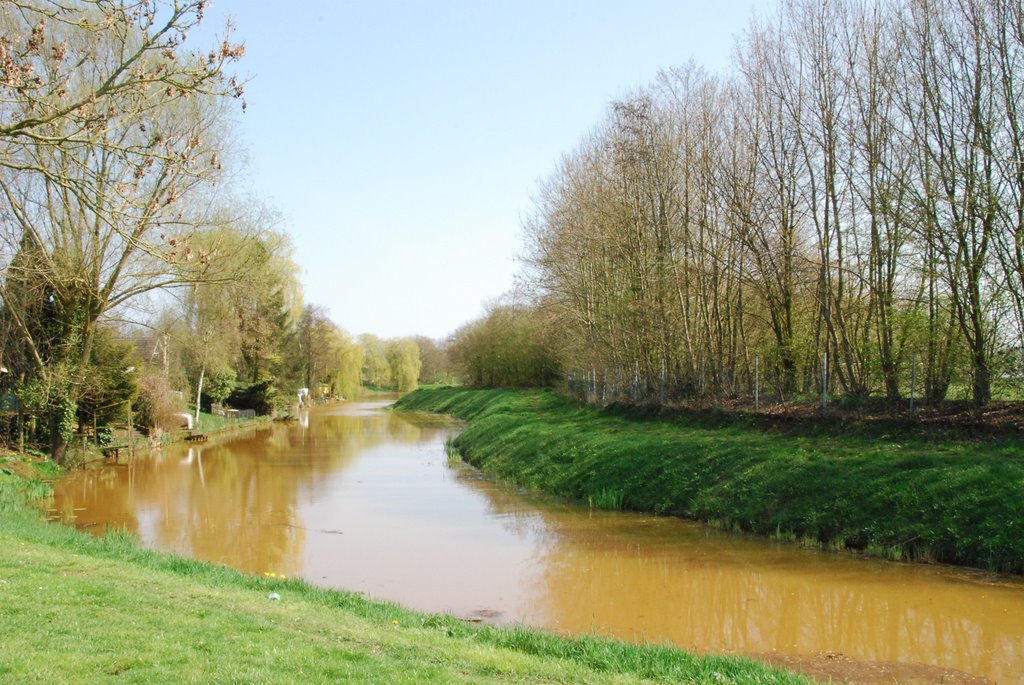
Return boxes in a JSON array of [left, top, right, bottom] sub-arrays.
[[227, 379, 278, 416], [198, 366, 237, 412], [203, 366, 237, 407], [135, 374, 186, 434]]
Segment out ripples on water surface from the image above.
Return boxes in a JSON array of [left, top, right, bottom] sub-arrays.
[[51, 400, 1024, 684]]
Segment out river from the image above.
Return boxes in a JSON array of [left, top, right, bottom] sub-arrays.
[[49, 399, 1024, 684]]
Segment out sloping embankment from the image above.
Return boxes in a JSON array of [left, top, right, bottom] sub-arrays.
[[395, 387, 1024, 573]]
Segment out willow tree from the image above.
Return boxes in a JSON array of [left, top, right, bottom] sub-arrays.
[[328, 329, 363, 399], [359, 334, 391, 389], [386, 338, 421, 393], [295, 304, 362, 399], [0, 1, 245, 460]]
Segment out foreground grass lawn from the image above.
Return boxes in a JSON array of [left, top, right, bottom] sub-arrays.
[[0, 469, 812, 685]]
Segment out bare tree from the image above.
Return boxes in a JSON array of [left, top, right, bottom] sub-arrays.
[[733, 16, 815, 398], [899, 0, 1002, 405], [989, 0, 1024, 373]]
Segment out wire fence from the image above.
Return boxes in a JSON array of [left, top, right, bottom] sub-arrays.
[[211, 404, 256, 420]]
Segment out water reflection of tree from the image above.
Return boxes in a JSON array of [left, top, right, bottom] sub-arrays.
[[160, 439, 307, 575], [450, 469, 558, 543], [51, 404, 454, 578], [50, 463, 145, 533]]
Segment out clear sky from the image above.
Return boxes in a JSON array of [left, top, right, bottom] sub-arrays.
[[197, 0, 771, 340]]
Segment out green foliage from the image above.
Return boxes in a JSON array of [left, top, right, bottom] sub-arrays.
[[331, 335, 364, 398], [54, 396, 76, 447], [448, 302, 562, 388], [360, 333, 392, 389], [77, 327, 141, 426], [181, 224, 303, 400], [387, 338, 421, 392], [412, 336, 452, 384], [228, 379, 278, 416], [204, 365, 237, 406], [294, 305, 364, 399], [397, 387, 1024, 573], [15, 362, 77, 447], [95, 426, 113, 446], [356, 334, 424, 392], [233, 247, 299, 386], [588, 488, 625, 511], [16, 368, 68, 418]]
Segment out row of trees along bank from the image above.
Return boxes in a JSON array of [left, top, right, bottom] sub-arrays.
[[503, 0, 1024, 408], [0, 1, 438, 463]]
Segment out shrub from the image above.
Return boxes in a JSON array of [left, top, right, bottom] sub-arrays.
[[135, 373, 185, 434], [227, 379, 277, 416]]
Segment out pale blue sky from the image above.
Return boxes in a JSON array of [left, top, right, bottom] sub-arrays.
[[199, 1, 770, 339]]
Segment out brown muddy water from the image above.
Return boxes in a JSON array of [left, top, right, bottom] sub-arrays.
[[50, 400, 1024, 684]]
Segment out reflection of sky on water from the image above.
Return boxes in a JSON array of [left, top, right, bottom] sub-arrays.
[[51, 401, 1024, 684]]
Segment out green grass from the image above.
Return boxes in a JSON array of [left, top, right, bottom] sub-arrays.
[[588, 487, 626, 511], [193, 410, 273, 435], [194, 409, 233, 433], [394, 387, 1024, 573], [0, 461, 812, 684]]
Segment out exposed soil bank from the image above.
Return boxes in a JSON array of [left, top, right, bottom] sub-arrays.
[[394, 387, 1024, 573]]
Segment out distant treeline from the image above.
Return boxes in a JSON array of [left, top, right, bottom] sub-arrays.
[[454, 0, 1024, 407]]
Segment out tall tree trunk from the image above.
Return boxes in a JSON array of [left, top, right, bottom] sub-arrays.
[[194, 363, 206, 425]]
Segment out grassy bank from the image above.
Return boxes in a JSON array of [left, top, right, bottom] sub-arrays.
[[0, 461, 810, 684], [394, 387, 1024, 573], [192, 409, 274, 437]]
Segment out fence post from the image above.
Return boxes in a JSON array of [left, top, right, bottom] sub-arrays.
[[633, 361, 640, 403], [659, 358, 666, 406], [754, 354, 760, 411], [821, 351, 829, 412], [910, 353, 916, 415], [127, 400, 135, 460]]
